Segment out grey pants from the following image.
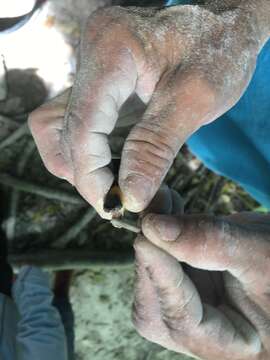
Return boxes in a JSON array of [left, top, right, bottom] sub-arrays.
[[0, 263, 75, 360]]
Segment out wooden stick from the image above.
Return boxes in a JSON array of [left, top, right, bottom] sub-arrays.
[[53, 208, 96, 248], [8, 250, 134, 271], [6, 141, 36, 242], [0, 173, 85, 206], [0, 122, 30, 150]]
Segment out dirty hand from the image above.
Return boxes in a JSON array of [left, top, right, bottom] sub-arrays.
[[29, 1, 270, 218], [133, 212, 270, 359]]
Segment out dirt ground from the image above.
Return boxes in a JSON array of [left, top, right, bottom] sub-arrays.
[[0, 1, 263, 359], [71, 266, 193, 360]]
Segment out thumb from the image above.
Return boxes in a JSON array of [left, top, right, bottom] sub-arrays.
[[141, 213, 270, 290], [119, 70, 216, 212]]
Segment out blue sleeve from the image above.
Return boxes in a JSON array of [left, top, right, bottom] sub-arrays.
[[165, 0, 270, 208], [12, 266, 68, 360]]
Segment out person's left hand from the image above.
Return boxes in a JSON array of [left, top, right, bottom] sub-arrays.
[[133, 212, 270, 360]]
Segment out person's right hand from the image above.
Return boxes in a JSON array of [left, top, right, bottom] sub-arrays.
[[29, 2, 270, 218], [133, 212, 270, 360]]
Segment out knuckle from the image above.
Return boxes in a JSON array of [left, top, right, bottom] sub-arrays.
[[162, 313, 185, 336], [197, 215, 227, 237], [158, 287, 195, 332], [205, 216, 235, 256], [162, 306, 195, 335], [123, 122, 179, 177], [85, 7, 130, 41], [126, 136, 172, 161], [191, 214, 219, 238]]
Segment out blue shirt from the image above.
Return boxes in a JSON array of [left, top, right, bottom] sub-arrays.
[[0, 266, 68, 360], [166, 0, 270, 208]]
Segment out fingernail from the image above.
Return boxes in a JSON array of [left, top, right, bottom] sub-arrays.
[[143, 214, 181, 242], [121, 174, 153, 212]]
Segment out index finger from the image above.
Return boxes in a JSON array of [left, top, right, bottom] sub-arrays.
[[134, 239, 260, 359], [63, 15, 138, 218]]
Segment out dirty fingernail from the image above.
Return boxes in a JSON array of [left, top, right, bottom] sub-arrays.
[[121, 174, 153, 213], [143, 214, 181, 242]]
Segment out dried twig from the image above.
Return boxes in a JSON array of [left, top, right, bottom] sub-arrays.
[[6, 141, 36, 243], [0, 173, 85, 206], [0, 114, 19, 127], [0, 122, 30, 150], [17, 140, 36, 174], [53, 208, 96, 248]]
